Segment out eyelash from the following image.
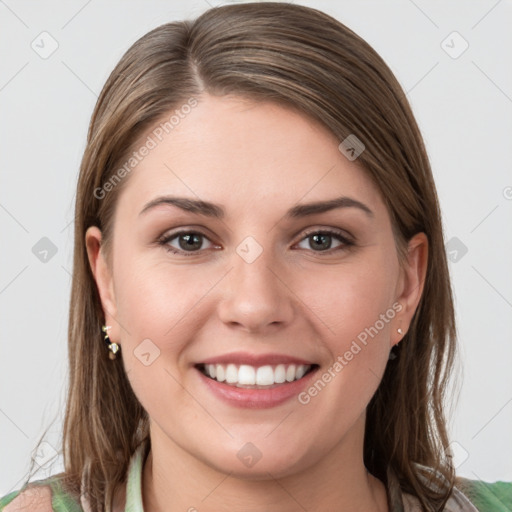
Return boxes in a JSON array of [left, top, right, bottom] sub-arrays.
[[157, 228, 355, 257]]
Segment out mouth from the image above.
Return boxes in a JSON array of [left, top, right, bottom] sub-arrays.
[[195, 362, 318, 389], [193, 352, 320, 408]]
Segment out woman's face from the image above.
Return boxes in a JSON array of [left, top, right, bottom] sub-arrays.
[[87, 94, 426, 478]]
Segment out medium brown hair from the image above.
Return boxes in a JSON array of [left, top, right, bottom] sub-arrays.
[[21, 3, 457, 510]]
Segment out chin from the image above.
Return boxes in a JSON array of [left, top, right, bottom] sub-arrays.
[[198, 441, 311, 480]]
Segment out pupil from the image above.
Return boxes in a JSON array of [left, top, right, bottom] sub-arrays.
[[311, 234, 331, 250], [176, 233, 333, 252], [179, 233, 201, 251]]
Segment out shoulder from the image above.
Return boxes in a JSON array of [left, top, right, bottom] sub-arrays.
[[0, 484, 52, 512], [401, 475, 512, 511], [454, 476, 512, 511], [0, 477, 83, 512]]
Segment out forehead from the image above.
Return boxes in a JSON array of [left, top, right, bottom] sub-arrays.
[[116, 95, 384, 220]]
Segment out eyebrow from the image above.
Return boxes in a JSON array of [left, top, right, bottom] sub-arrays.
[[138, 195, 374, 219]]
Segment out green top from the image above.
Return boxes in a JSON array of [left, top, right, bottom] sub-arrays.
[[1, 443, 511, 511], [0, 442, 145, 512], [452, 478, 512, 511]]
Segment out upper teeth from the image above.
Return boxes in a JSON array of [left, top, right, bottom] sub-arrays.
[[202, 363, 311, 387]]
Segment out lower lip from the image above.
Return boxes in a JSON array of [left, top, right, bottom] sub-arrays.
[[195, 366, 319, 409]]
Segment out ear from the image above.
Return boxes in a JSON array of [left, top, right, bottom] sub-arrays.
[[85, 226, 119, 341], [392, 232, 428, 347]]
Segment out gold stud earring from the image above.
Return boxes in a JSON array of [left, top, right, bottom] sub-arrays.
[[102, 325, 120, 360]]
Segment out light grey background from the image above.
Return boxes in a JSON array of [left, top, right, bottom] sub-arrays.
[[1, 0, 511, 496]]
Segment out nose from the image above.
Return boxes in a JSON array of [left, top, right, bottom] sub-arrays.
[[217, 245, 295, 334]]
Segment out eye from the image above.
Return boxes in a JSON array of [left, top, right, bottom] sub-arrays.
[[295, 229, 354, 253], [157, 227, 354, 257], [158, 230, 217, 256]]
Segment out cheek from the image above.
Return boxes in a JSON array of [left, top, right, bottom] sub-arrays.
[[293, 252, 399, 408], [299, 255, 398, 342], [113, 250, 222, 376], [112, 256, 208, 418]]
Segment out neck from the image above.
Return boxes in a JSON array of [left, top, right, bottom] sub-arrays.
[[141, 415, 389, 512]]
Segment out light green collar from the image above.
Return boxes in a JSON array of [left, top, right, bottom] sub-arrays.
[[125, 441, 147, 512], [122, 441, 479, 512]]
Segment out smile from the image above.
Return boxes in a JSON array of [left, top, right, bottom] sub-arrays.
[[196, 363, 316, 388]]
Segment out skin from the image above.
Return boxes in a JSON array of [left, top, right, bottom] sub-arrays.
[[86, 94, 428, 512]]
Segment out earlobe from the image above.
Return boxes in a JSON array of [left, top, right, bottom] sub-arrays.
[[85, 226, 118, 333], [393, 232, 429, 344]]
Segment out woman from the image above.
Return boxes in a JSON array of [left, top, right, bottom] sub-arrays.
[[1, 2, 510, 511]]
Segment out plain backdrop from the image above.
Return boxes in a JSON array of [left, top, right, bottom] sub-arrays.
[[1, 0, 511, 496]]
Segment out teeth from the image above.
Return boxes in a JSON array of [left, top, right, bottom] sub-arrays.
[[256, 365, 274, 386], [202, 363, 312, 387], [296, 365, 307, 379], [286, 364, 296, 382], [207, 364, 216, 379], [238, 365, 256, 385], [274, 364, 286, 383], [226, 364, 238, 383], [216, 365, 226, 382]]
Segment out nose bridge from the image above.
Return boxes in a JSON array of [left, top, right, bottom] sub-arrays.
[[217, 235, 293, 331], [234, 239, 277, 295]]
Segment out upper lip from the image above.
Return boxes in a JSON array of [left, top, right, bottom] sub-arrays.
[[196, 351, 315, 367]]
